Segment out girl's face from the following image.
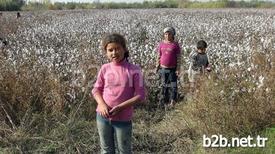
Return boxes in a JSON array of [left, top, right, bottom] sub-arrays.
[[106, 43, 126, 63], [164, 32, 173, 42]]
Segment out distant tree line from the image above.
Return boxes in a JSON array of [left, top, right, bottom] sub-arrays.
[[179, 0, 275, 8], [0, 0, 24, 11], [0, 0, 274, 11]]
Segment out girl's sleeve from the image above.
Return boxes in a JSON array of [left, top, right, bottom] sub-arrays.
[[91, 67, 105, 97], [157, 43, 161, 55], [133, 68, 146, 101]]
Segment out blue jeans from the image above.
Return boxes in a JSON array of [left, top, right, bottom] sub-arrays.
[[159, 67, 178, 105], [96, 114, 132, 154]]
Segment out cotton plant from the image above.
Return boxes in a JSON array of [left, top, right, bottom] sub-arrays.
[[1, 9, 274, 102]]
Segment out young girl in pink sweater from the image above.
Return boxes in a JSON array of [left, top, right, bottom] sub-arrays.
[[156, 27, 181, 109], [92, 33, 145, 154]]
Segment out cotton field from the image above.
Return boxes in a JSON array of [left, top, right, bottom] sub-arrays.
[[1, 8, 275, 93]]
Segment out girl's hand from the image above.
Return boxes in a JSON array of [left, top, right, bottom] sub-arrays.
[[109, 105, 123, 116], [98, 103, 110, 118]]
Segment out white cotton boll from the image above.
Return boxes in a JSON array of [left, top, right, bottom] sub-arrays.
[[257, 75, 265, 88], [229, 63, 235, 67], [260, 37, 264, 42]]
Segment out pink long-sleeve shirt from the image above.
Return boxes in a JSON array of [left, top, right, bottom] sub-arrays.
[[158, 41, 181, 67], [92, 60, 145, 121]]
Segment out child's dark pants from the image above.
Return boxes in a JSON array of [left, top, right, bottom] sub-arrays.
[[159, 67, 177, 107]]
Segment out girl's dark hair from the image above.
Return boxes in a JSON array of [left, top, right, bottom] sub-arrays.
[[102, 33, 129, 60], [197, 40, 207, 50]]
